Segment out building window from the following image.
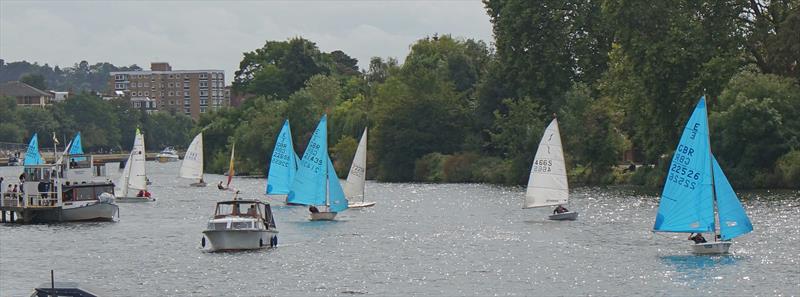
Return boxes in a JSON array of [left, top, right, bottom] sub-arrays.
[[200, 90, 208, 96], [184, 82, 190, 88], [183, 91, 189, 96], [168, 83, 174, 88], [115, 83, 125, 90], [199, 73, 208, 79], [168, 91, 174, 96], [200, 107, 206, 113], [200, 99, 207, 106], [184, 74, 189, 79], [169, 74, 173, 79], [184, 99, 191, 105], [144, 82, 149, 87], [138, 92, 143, 96], [169, 100, 174, 105], [138, 82, 143, 87], [199, 81, 208, 88], [144, 91, 149, 96]]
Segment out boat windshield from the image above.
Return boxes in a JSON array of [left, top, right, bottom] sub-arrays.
[[215, 202, 262, 219], [67, 156, 91, 169]]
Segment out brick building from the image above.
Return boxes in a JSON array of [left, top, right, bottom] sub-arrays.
[[108, 62, 227, 119]]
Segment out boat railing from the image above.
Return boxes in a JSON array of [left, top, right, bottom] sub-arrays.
[[0, 191, 59, 208]]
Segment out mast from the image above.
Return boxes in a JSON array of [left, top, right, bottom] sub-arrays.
[[705, 96, 720, 242]]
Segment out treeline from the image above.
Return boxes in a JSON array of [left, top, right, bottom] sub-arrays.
[[0, 93, 193, 153], [201, 0, 799, 189], [0, 60, 142, 92]]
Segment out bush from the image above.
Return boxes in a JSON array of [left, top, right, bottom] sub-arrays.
[[442, 152, 480, 182], [414, 153, 446, 182], [776, 150, 800, 188]]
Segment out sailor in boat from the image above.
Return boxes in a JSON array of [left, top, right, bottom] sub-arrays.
[[688, 233, 707, 244], [217, 181, 225, 190], [136, 189, 152, 198], [309, 205, 319, 214], [553, 205, 569, 214]]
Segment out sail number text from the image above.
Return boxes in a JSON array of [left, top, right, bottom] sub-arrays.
[[669, 144, 700, 190], [532, 159, 553, 173]]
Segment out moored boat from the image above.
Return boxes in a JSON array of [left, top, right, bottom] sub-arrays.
[[156, 147, 180, 163], [201, 194, 278, 251]]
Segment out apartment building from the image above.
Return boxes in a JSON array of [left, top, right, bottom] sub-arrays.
[[108, 62, 227, 119]]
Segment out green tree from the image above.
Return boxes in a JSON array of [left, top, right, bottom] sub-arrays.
[[233, 38, 329, 99], [490, 98, 546, 184], [20, 73, 47, 90]]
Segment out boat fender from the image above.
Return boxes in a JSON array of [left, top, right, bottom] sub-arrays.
[[259, 238, 264, 247], [201, 237, 205, 248], [271, 236, 278, 247]]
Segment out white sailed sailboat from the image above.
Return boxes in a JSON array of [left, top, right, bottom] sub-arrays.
[[345, 127, 375, 208], [116, 129, 154, 202], [523, 118, 577, 220], [180, 133, 206, 187], [653, 97, 753, 254]]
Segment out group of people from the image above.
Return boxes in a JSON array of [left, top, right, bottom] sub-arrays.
[[136, 190, 152, 198]]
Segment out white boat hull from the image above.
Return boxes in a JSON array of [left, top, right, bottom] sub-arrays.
[[692, 241, 732, 254], [116, 196, 156, 203], [548, 211, 579, 221], [310, 212, 337, 221], [61, 202, 118, 222], [156, 156, 179, 163], [348, 201, 376, 208], [202, 230, 278, 251]]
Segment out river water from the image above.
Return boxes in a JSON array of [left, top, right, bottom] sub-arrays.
[[1, 162, 798, 296]]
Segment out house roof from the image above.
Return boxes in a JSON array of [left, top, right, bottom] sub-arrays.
[[0, 81, 53, 97]]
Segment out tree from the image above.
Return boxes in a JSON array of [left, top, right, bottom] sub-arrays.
[[20, 74, 47, 90]]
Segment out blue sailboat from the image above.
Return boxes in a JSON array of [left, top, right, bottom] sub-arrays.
[[68, 132, 86, 162], [653, 97, 753, 254], [23, 133, 44, 165], [266, 120, 300, 197], [287, 115, 349, 220]]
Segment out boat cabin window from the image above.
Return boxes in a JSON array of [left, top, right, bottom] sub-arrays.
[[23, 167, 56, 182], [68, 157, 91, 169], [74, 187, 96, 201]]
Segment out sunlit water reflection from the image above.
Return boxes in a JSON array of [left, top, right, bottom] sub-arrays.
[[1, 162, 798, 296]]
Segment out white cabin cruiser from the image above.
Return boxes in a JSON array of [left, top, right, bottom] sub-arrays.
[[202, 196, 278, 251], [156, 147, 180, 163]]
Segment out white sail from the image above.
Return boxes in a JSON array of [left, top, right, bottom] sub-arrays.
[[344, 128, 367, 200], [524, 118, 568, 208], [127, 131, 148, 192], [117, 151, 133, 196], [180, 133, 204, 180]]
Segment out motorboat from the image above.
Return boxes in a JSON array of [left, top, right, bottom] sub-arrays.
[[202, 195, 278, 251], [156, 147, 179, 163]]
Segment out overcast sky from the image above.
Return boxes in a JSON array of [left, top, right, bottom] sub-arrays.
[[0, 1, 493, 83]]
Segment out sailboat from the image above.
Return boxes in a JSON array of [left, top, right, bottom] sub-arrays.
[[116, 129, 154, 202], [218, 143, 235, 191], [287, 115, 349, 220], [653, 97, 753, 254], [23, 133, 44, 165], [523, 117, 578, 220], [68, 132, 85, 162], [344, 127, 375, 208], [266, 120, 300, 202], [180, 132, 206, 187]]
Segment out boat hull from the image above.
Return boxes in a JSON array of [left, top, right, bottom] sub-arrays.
[[691, 241, 732, 254], [348, 201, 376, 208], [16, 202, 118, 223], [156, 156, 179, 163], [61, 202, 118, 222], [202, 229, 278, 251], [310, 212, 337, 221], [116, 196, 156, 203], [548, 211, 579, 221]]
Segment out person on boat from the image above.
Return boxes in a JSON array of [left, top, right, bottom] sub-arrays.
[[199, 178, 205, 184], [137, 190, 145, 197], [309, 205, 319, 213], [688, 233, 707, 244], [217, 181, 225, 190], [247, 205, 258, 216], [553, 205, 568, 214]]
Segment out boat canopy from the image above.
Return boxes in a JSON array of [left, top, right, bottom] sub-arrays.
[[213, 200, 276, 229]]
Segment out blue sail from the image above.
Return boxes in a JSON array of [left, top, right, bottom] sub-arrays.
[[713, 156, 753, 240], [69, 132, 86, 161], [23, 133, 44, 165], [287, 115, 328, 206], [654, 97, 716, 233], [327, 157, 349, 213], [266, 120, 298, 195]]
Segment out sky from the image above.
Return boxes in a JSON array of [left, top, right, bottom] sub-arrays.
[[0, 1, 494, 83]]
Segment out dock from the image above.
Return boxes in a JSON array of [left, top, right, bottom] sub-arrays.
[[0, 153, 162, 166]]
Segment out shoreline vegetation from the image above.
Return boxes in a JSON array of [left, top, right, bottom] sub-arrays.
[[1, 1, 798, 190]]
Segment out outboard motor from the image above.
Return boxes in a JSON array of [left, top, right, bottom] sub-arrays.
[[98, 192, 115, 203]]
